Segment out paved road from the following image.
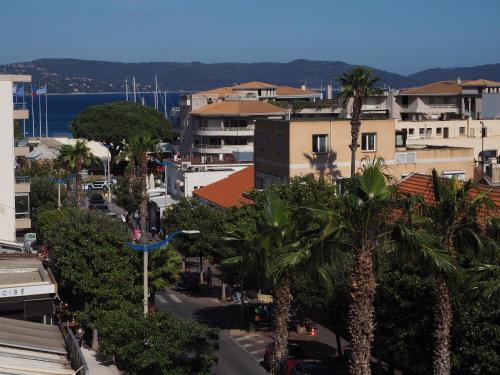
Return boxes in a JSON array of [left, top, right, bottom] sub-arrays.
[[155, 290, 268, 375]]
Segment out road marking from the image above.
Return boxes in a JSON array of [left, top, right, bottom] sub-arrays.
[[167, 293, 183, 303], [242, 343, 253, 348], [156, 295, 168, 304], [256, 339, 266, 344], [235, 336, 249, 342], [250, 349, 265, 355]]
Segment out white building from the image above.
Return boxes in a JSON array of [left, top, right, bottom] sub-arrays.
[[0, 75, 31, 245], [165, 156, 252, 198]]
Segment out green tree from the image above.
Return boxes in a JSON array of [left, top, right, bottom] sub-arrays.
[[310, 160, 394, 375], [56, 140, 98, 208], [338, 67, 381, 177], [396, 170, 493, 375], [71, 101, 170, 156], [148, 245, 182, 299]]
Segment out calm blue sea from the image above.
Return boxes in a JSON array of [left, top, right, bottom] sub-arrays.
[[21, 92, 181, 137]]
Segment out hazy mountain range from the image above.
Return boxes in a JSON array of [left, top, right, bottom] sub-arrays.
[[1, 58, 500, 94]]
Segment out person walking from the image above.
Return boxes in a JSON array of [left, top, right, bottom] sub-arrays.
[[206, 267, 213, 288]]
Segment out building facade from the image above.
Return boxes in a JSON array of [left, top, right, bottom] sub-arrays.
[[254, 118, 474, 188], [0, 75, 31, 245]]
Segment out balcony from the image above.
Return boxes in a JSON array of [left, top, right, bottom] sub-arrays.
[[14, 139, 30, 157], [15, 176, 31, 193], [193, 125, 255, 136], [13, 102, 29, 120], [15, 191, 31, 230], [192, 143, 254, 154], [362, 104, 387, 111]]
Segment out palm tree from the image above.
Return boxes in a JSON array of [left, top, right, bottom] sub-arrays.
[[148, 245, 182, 300], [225, 191, 328, 374], [117, 139, 143, 219], [309, 159, 393, 375], [396, 169, 493, 375], [57, 140, 97, 208], [338, 67, 381, 177]]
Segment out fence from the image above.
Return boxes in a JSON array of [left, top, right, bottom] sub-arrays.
[[60, 322, 90, 375]]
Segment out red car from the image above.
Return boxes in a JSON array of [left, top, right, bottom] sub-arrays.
[[263, 342, 307, 372]]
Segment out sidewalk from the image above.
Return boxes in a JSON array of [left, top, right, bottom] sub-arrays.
[[81, 348, 121, 375]]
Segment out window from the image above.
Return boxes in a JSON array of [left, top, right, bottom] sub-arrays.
[[419, 128, 425, 135], [15, 193, 30, 219], [312, 134, 328, 153], [361, 133, 376, 151], [426, 128, 432, 136], [459, 127, 465, 136], [443, 171, 465, 181], [481, 127, 487, 137], [276, 133, 283, 154], [395, 130, 406, 148], [436, 127, 442, 135], [408, 128, 415, 136]]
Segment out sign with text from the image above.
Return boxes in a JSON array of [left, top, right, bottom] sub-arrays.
[[0, 284, 55, 299]]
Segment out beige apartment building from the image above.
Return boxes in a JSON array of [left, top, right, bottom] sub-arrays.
[[254, 118, 474, 188], [0, 75, 32, 246]]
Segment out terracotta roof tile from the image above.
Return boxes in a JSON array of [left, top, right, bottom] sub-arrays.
[[193, 166, 254, 208], [233, 81, 277, 89], [397, 173, 500, 218], [192, 87, 234, 96], [460, 79, 500, 87], [276, 86, 321, 97], [400, 81, 462, 95], [191, 100, 286, 116]]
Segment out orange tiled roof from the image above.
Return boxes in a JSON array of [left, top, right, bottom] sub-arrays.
[[233, 81, 277, 89], [193, 166, 255, 208], [192, 87, 234, 96], [276, 86, 320, 97], [400, 79, 500, 95], [397, 173, 500, 215], [400, 81, 462, 95], [191, 100, 286, 116]]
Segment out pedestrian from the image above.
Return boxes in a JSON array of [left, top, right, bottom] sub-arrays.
[[206, 267, 213, 288], [150, 226, 157, 240]]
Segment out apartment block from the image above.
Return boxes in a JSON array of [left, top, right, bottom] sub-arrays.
[[174, 81, 320, 157], [254, 118, 474, 188], [0, 75, 32, 245]]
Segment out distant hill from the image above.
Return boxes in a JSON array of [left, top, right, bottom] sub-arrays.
[[1, 58, 499, 93]]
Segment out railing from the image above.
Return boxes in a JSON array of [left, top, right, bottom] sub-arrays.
[[429, 104, 459, 108], [16, 175, 30, 183], [193, 143, 253, 150], [15, 139, 29, 147], [198, 125, 255, 132], [60, 322, 90, 375], [13, 102, 28, 110]]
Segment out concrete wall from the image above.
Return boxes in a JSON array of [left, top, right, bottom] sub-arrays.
[[255, 118, 475, 187], [0, 81, 16, 242], [483, 93, 500, 119]]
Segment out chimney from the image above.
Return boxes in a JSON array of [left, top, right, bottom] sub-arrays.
[[327, 84, 333, 100]]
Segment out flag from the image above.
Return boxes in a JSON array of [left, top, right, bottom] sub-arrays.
[[15, 84, 24, 98], [36, 87, 47, 95]]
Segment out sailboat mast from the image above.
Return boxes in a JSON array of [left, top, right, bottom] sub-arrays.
[[133, 77, 137, 103], [125, 78, 129, 101], [154, 75, 159, 110], [164, 91, 167, 119]]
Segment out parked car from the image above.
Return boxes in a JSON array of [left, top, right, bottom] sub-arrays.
[[91, 180, 110, 190], [89, 193, 105, 205], [290, 360, 332, 375], [264, 341, 308, 371], [81, 183, 93, 191]]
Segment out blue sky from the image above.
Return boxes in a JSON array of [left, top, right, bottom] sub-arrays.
[[2, 0, 500, 74]]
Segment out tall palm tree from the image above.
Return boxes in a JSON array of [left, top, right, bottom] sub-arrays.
[[57, 140, 98, 208], [117, 138, 144, 219], [396, 169, 493, 375], [225, 191, 328, 374], [309, 159, 393, 375], [338, 67, 381, 177]]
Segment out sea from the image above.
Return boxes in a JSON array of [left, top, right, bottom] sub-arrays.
[[20, 92, 181, 138]]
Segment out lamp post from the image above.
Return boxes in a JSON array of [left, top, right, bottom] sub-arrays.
[[50, 174, 75, 209], [127, 230, 199, 315]]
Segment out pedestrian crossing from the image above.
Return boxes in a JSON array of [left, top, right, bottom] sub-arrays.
[[155, 292, 183, 305], [232, 333, 271, 364]]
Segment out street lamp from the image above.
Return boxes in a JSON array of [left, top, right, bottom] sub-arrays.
[[127, 230, 200, 315], [50, 174, 76, 208]]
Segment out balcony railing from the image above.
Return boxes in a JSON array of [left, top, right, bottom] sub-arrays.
[[15, 139, 29, 147], [13, 102, 28, 110], [16, 175, 30, 184], [198, 125, 255, 132]]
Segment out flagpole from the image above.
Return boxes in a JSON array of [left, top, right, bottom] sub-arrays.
[[38, 89, 42, 138], [45, 85, 48, 137], [31, 85, 35, 138]]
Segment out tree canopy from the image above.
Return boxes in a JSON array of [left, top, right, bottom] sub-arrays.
[[70, 101, 171, 155]]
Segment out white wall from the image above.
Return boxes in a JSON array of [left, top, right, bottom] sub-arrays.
[[0, 81, 16, 242]]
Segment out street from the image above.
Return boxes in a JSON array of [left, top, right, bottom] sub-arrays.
[[155, 289, 269, 375]]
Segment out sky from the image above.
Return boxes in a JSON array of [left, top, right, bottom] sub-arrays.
[[2, 0, 500, 74]]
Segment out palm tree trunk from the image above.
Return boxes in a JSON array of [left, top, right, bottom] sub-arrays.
[[127, 158, 136, 222], [433, 278, 452, 375], [139, 153, 148, 237], [75, 161, 82, 208], [348, 244, 375, 375], [271, 276, 291, 375], [349, 96, 363, 177]]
